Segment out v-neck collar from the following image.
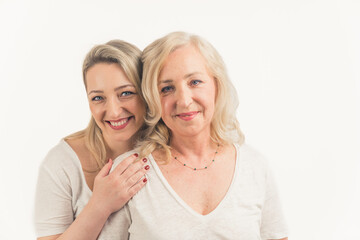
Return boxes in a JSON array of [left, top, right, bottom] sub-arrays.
[[148, 144, 240, 218]]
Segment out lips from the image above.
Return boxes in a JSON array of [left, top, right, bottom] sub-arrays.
[[176, 111, 199, 121], [105, 117, 133, 130]]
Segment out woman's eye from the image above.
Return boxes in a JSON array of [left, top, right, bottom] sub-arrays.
[[190, 80, 202, 86], [120, 91, 134, 97], [92, 96, 103, 101], [161, 86, 174, 93]]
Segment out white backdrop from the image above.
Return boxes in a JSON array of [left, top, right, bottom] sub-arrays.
[[1, 0, 359, 239]]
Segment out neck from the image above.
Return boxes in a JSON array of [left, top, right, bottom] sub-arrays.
[[170, 130, 217, 162], [105, 137, 134, 160]]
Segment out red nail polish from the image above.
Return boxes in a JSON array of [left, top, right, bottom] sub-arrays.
[[145, 165, 150, 170], [134, 153, 139, 157], [142, 158, 147, 163], [143, 178, 147, 183]]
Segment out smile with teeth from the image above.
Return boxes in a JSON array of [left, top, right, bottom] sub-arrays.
[[106, 117, 132, 129], [110, 119, 128, 126]]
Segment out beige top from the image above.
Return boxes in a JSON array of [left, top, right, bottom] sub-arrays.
[[102, 143, 288, 240], [34, 139, 130, 239]]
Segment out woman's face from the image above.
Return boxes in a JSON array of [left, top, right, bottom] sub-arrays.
[[158, 44, 216, 138], [86, 63, 145, 145]]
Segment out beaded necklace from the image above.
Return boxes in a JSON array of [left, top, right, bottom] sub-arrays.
[[173, 144, 220, 171]]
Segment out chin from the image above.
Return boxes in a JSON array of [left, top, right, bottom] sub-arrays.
[[103, 131, 134, 145], [114, 133, 136, 143], [175, 128, 203, 138]]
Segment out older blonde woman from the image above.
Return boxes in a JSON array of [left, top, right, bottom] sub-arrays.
[[34, 40, 150, 240], [106, 32, 288, 239]]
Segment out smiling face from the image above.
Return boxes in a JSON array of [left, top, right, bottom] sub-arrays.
[[158, 44, 217, 138], [86, 63, 145, 145]]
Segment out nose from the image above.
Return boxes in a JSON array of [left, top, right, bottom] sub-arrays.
[[176, 84, 193, 108], [106, 96, 123, 118]]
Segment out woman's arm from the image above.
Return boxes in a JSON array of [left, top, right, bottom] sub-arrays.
[[37, 154, 148, 240], [37, 197, 109, 240], [260, 159, 288, 240], [37, 192, 111, 240]]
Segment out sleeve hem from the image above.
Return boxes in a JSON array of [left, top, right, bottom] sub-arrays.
[[36, 227, 67, 238], [261, 231, 289, 239]]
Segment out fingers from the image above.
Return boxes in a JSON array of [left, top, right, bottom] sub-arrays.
[[127, 176, 148, 197], [112, 153, 139, 175], [110, 155, 150, 198], [97, 158, 113, 177], [121, 157, 149, 181], [125, 165, 148, 186]]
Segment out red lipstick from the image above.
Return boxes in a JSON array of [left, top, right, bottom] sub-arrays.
[[106, 117, 132, 130]]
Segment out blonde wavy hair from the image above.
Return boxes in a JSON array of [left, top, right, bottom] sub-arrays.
[[65, 40, 144, 169], [139, 32, 245, 162]]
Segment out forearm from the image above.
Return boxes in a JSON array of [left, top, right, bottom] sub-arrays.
[[56, 198, 111, 240], [38, 155, 147, 240]]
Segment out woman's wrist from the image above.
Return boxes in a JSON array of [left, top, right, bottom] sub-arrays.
[[86, 196, 112, 220]]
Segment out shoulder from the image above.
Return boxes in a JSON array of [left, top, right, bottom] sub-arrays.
[[236, 143, 268, 163], [39, 139, 80, 175], [151, 149, 167, 163], [65, 137, 96, 171], [111, 148, 140, 171], [36, 139, 83, 199], [235, 143, 270, 173]]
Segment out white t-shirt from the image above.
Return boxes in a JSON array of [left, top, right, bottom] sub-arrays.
[[104, 143, 288, 240], [34, 139, 130, 239]]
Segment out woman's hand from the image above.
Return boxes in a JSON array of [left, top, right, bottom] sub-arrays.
[[89, 153, 149, 216], [37, 154, 148, 240]]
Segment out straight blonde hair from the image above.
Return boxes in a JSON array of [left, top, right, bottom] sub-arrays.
[[65, 40, 144, 169], [138, 32, 244, 162]]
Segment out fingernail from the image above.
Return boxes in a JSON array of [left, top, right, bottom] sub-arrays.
[[143, 178, 147, 183], [145, 165, 150, 170], [142, 158, 147, 163], [134, 153, 139, 157]]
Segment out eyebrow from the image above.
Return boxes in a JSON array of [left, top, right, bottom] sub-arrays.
[[184, 72, 201, 79], [87, 84, 135, 95], [158, 79, 173, 85], [158, 72, 202, 85]]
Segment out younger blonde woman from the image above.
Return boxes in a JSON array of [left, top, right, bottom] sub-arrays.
[[34, 40, 149, 240]]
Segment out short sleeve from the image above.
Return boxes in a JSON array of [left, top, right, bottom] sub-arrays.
[[260, 165, 288, 239], [34, 146, 74, 237]]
